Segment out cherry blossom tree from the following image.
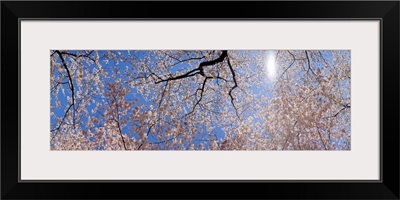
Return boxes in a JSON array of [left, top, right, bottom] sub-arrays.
[[50, 50, 350, 150]]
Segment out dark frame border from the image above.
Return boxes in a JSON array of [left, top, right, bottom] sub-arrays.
[[2, 1, 399, 199]]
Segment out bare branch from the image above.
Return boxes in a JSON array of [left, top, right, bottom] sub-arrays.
[[184, 76, 212, 117], [166, 53, 205, 67], [305, 50, 317, 76], [155, 51, 228, 84], [50, 51, 77, 141], [226, 56, 240, 119], [113, 119, 128, 150], [316, 126, 328, 150], [57, 50, 96, 62]]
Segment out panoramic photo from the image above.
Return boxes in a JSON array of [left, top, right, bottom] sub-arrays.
[[50, 50, 350, 150]]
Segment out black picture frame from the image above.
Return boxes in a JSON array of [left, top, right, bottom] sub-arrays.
[[2, 1, 399, 199]]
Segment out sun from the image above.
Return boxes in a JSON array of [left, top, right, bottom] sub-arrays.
[[266, 51, 277, 80]]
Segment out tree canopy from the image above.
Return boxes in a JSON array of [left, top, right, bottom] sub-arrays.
[[50, 50, 350, 150]]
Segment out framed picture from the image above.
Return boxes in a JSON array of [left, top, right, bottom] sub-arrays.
[[2, 1, 399, 199]]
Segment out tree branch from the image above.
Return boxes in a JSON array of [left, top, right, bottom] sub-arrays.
[[50, 103, 74, 142], [226, 56, 240, 119], [138, 123, 155, 150], [113, 119, 128, 150], [154, 51, 241, 118], [55, 50, 75, 111], [155, 51, 228, 84], [166, 53, 205, 67], [324, 104, 350, 118], [50, 51, 77, 141], [57, 50, 96, 62], [279, 51, 297, 79], [184, 76, 212, 117], [305, 50, 317, 76], [111, 93, 128, 150], [316, 126, 328, 150]]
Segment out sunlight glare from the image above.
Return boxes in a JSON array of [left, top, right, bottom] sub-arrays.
[[266, 52, 277, 81]]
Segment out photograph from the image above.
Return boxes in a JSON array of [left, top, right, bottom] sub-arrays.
[[50, 50, 351, 151], [2, 0, 397, 198]]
